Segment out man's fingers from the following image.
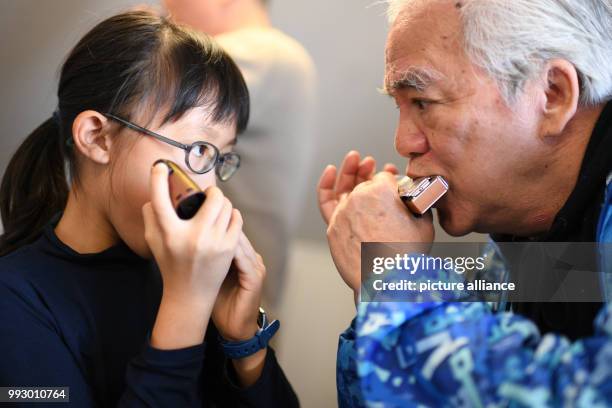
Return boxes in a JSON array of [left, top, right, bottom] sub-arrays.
[[371, 170, 400, 189], [318, 165, 339, 224], [319, 153, 378, 224], [383, 163, 400, 175], [335, 151, 361, 195], [318, 164, 337, 191], [356, 156, 376, 184], [319, 199, 338, 225]]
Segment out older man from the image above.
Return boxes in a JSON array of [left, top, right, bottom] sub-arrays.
[[318, 0, 612, 405]]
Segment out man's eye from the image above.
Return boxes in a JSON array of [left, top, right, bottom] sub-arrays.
[[412, 99, 430, 111]]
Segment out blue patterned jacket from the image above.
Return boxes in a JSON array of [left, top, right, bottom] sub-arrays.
[[337, 175, 612, 407]]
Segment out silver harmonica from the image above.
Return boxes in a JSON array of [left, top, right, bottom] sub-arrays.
[[398, 176, 449, 215]]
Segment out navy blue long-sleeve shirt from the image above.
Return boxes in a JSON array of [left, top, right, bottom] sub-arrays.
[[0, 220, 298, 407]]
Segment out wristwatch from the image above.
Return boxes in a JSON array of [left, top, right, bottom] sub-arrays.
[[219, 307, 280, 359]]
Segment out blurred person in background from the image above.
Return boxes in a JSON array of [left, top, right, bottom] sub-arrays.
[[164, 0, 317, 309]]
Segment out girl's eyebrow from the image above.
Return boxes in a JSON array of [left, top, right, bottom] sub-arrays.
[[199, 125, 237, 146], [196, 125, 221, 141]]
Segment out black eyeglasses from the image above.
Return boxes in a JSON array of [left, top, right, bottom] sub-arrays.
[[104, 113, 240, 182]]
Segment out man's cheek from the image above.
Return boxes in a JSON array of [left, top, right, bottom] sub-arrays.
[[437, 202, 472, 237], [427, 125, 466, 172]]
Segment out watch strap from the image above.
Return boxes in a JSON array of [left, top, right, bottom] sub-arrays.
[[219, 319, 280, 359]]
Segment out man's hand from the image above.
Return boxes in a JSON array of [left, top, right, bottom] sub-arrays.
[[318, 151, 398, 224], [325, 171, 435, 296]]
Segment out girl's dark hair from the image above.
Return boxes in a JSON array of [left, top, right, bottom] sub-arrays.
[[0, 10, 249, 257]]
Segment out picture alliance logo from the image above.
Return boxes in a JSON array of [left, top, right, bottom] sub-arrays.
[[371, 278, 516, 293]]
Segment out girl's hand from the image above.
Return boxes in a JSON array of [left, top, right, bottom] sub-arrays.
[[212, 231, 266, 342], [212, 231, 268, 387], [143, 162, 242, 349]]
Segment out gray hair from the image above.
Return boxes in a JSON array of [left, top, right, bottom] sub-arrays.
[[386, 0, 612, 107]]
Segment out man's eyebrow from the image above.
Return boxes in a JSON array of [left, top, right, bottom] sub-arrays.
[[382, 67, 444, 95]]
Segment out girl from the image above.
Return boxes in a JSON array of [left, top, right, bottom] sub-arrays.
[[0, 10, 297, 407]]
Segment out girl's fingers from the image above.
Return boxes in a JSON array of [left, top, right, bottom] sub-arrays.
[[142, 202, 163, 249], [192, 186, 225, 227], [149, 162, 178, 232], [335, 151, 361, 196], [225, 209, 243, 245], [213, 198, 233, 232], [233, 233, 261, 279], [233, 238, 249, 270], [142, 202, 155, 236], [317, 165, 339, 224], [238, 232, 258, 261]]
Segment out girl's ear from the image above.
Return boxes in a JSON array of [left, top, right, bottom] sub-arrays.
[[71, 110, 113, 164]]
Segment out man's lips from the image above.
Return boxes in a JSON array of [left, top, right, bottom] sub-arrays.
[[405, 171, 442, 180], [405, 163, 437, 180]]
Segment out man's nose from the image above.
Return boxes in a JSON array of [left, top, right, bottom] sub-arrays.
[[394, 120, 429, 158]]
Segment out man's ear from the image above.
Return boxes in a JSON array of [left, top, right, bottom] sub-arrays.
[[539, 59, 580, 139], [71, 110, 113, 165]]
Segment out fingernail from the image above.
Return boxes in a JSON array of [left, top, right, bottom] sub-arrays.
[[152, 159, 169, 171]]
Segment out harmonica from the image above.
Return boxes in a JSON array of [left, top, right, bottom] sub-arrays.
[[398, 176, 449, 215], [154, 159, 205, 220]]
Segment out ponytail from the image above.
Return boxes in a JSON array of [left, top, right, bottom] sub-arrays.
[[0, 117, 69, 256]]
